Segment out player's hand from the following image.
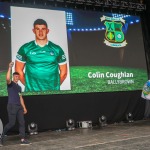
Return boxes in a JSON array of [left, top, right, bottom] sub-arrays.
[[9, 62, 14, 68], [23, 108, 27, 114]]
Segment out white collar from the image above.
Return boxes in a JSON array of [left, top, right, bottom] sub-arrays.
[[34, 41, 48, 47]]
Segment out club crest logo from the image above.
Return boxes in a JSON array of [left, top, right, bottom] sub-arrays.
[[101, 15, 127, 48], [50, 51, 54, 56]]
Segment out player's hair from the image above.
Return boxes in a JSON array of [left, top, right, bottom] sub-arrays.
[[13, 72, 20, 76], [33, 19, 48, 27]]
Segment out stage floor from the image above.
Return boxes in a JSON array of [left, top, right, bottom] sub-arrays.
[[1, 119, 150, 150]]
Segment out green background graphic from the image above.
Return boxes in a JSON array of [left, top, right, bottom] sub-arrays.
[[0, 66, 147, 96]]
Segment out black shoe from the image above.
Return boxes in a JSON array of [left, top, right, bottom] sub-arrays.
[[0, 134, 7, 145], [0, 134, 4, 145], [0, 139, 3, 146], [20, 139, 31, 145]]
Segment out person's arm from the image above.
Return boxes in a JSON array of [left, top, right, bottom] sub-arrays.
[[6, 62, 14, 84], [59, 63, 67, 85], [15, 60, 25, 85], [20, 94, 27, 114]]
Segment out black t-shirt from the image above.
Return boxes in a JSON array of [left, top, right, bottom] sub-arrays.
[[7, 81, 21, 105]]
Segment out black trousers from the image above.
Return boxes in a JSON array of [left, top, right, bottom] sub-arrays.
[[3, 104, 25, 139]]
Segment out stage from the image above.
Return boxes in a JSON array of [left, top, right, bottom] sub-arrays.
[[1, 119, 150, 149]]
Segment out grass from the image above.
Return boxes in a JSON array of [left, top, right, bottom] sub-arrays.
[[0, 66, 147, 96]]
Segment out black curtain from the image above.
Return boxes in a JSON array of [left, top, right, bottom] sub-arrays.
[[0, 91, 145, 132]]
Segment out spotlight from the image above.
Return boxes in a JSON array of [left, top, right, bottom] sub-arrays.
[[28, 122, 38, 135], [66, 119, 75, 131], [126, 113, 134, 123], [99, 115, 107, 127]]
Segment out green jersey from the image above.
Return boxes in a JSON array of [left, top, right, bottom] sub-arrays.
[[16, 40, 67, 92]]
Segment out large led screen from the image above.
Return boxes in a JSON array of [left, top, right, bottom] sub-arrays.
[[0, 3, 148, 96]]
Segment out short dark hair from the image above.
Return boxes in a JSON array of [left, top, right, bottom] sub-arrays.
[[13, 72, 20, 76], [33, 19, 48, 28]]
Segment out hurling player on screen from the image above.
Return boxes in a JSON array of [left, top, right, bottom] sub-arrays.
[[15, 19, 67, 92]]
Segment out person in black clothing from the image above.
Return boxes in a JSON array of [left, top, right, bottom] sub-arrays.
[[0, 62, 31, 146]]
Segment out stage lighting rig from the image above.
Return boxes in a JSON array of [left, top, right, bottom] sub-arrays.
[[5, 0, 146, 13], [126, 112, 134, 123], [99, 115, 107, 127], [66, 119, 75, 131], [28, 122, 38, 135]]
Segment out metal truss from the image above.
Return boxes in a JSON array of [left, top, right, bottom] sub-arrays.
[[49, 0, 146, 11], [0, 0, 146, 12]]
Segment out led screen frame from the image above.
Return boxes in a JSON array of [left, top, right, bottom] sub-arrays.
[[0, 3, 148, 96]]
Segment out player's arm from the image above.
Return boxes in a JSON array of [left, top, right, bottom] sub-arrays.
[[15, 60, 25, 85], [20, 94, 27, 114], [59, 63, 67, 85], [6, 62, 14, 84]]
